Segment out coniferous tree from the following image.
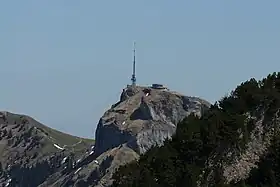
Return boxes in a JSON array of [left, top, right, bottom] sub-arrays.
[[112, 72, 280, 187]]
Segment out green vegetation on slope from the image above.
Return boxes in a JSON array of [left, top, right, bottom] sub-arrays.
[[0, 112, 94, 159], [25, 115, 94, 154], [112, 72, 280, 187]]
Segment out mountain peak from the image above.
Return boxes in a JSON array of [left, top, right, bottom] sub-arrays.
[[0, 85, 210, 187], [80, 84, 210, 186]]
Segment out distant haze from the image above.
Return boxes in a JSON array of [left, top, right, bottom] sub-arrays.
[[0, 1, 280, 138]]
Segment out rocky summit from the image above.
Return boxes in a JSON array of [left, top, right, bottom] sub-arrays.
[[95, 85, 210, 156], [0, 85, 209, 187], [53, 85, 210, 187]]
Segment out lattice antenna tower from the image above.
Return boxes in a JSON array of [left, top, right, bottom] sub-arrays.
[[131, 42, 136, 87]]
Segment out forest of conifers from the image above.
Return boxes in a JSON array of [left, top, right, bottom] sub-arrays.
[[112, 72, 280, 187]]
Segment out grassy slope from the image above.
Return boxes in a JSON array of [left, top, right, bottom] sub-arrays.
[[3, 112, 95, 157]]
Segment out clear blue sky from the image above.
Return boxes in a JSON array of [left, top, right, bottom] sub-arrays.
[[1, 1, 280, 138]]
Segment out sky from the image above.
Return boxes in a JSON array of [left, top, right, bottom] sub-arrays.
[[0, 1, 280, 138]]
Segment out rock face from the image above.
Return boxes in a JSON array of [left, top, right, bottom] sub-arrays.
[[0, 111, 94, 187], [197, 109, 280, 187], [94, 86, 210, 157], [71, 85, 210, 187]]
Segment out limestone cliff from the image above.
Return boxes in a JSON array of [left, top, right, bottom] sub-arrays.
[[94, 86, 210, 157], [53, 85, 210, 187]]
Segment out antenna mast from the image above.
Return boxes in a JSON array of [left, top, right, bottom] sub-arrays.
[[131, 42, 136, 87]]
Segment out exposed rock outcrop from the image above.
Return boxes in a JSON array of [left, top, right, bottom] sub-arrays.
[[94, 86, 210, 157], [0, 111, 94, 187], [197, 109, 280, 187], [69, 85, 210, 187]]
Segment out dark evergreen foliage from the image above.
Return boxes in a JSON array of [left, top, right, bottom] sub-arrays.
[[112, 72, 280, 187]]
